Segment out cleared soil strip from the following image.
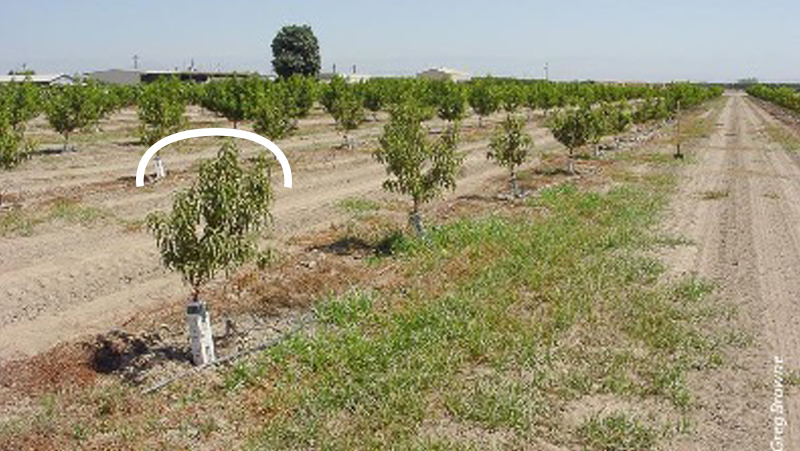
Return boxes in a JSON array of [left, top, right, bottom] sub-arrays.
[[665, 92, 800, 450]]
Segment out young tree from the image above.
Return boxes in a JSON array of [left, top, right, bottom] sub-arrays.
[[332, 91, 364, 149], [138, 78, 187, 147], [500, 83, 525, 114], [281, 74, 317, 119], [199, 76, 262, 129], [549, 107, 594, 175], [488, 114, 534, 198], [605, 102, 632, 135], [468, 79, 500, 127], [534, 82, 559, 117], [587, 106, 609, 156], [147, 140, 273, 364], [251, 86, 294, 140], [602, 102, 632, 150], [0, 111, 29, 169], [374, 103, 463, 235], [271, 24, 321, 78], [432, 80, 467, 126], [360, 80, 385, 121], [0, 80, 41, 131], [44, 83, 103, 151], [323, 77, 364, 148]]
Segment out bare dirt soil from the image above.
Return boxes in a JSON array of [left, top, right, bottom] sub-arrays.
[[663, 92, 800, 450]]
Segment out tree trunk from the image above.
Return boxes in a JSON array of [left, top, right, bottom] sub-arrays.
[[567, 149, 576, 175], [409, 201, 424, 236], [511, 169, 520, 198]]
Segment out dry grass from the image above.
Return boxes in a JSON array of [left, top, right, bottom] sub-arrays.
[[765, 124, 800, 152]]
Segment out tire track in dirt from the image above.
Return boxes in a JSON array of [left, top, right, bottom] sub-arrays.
[[739, 95, 800, 450], [666, 92, 800, 450]]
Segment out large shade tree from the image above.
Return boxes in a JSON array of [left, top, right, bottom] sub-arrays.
[[271, 25, 321, 79]]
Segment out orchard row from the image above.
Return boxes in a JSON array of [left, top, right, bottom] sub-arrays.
[[746, 84, 800, 114], [0, 75, 721, 168], [147, 84, 722, 326]]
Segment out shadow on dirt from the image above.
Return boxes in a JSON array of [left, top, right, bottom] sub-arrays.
[[30, 147, 78, 156], [86, 330, 191, 384], [310, 233, 404, 258], [532, 166, 574, 176]]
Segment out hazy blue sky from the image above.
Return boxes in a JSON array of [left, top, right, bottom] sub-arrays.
[[1, 0, 797, 82]]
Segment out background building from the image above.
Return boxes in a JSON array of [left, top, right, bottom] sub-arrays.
[[86, 69, 257, 84], [417, 67, 471, 82], [0, 73, 75, 85]]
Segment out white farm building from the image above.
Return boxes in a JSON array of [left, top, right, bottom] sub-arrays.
[[0, 73, 76, 85], [417, 67, 471, 82]]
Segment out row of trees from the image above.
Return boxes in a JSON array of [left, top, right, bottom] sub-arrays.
[[746, 84, 800, 113], [548, 84, 723, 173], [0, 80, 139, 167], [146, 80, 722, 364], [0, 76, 721, 170]]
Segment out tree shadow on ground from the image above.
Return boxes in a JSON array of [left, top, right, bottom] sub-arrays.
[[29, 147, 76, 156], [87, 330, 192, 385], [309, 233, 404, 258], [532, 166, 574, 176]]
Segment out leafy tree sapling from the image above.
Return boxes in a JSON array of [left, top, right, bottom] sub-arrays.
[[44, 83, 103, 151], [252, 85, 294, 141], [361, 80, 386, 121], [0, 80, 41, 131], [281, 74, 317, 119], [549, 107, 594, 175], [147, 141, 273, 364], [587, 106, 609, 157], [501, 84, 524, 114], [0, 111, 30, 169], [138, 77, 187, 147], [432, 80, 467, 127], [200, 76, 262, 129], [374, 103, 463, 235], [488, 114, 534, 198], [468, 79, 500, 128], [323, 77, 365, 148]]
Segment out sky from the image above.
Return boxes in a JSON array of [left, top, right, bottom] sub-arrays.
[[1, 0, 798, 82]]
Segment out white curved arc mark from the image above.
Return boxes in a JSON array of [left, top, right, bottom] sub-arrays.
[[135, 128, 292, 188]]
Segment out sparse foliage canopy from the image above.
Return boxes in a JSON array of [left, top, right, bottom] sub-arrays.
[[147, 141, 273, 295], [374, 103, 463, 233], [488, 114, 533, 196], [138, 77, 187, 147]]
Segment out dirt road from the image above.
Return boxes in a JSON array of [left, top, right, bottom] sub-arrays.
[[0, 110, 558, 361], [664, 92, 800, 450]]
